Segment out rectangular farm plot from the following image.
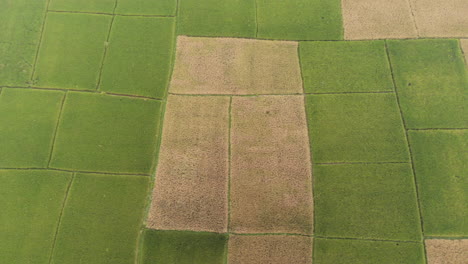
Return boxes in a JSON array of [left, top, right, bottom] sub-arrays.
[[314, 238, 425, 264], [0, 170, 72, 264], [256, 0, 343, 40], [100, 17, 175, 98], [34, 13, 111, 90], [305, 93, 410, 163], [141, 230, 227, 264], [49, 0, 116, 13], [408, 130, 467, 236], [387, 39, 468, 129], [314, 164, 422, 241], [410, 0, 468, 37], [230, 96, 313, 235], [50, 173, 149, 264], [148, 96, 230, 233], [0, 88, 65, 168], [49, 92, 161, 174], [342, 0, 417, 40], [116, 0, 177, 16], [0, 0, 47, 86], [425, 239, 468, 264], [170, 36, 303, 95], [228, 235, 312, 264], [299, 40, 394, 93], [178, 0, 256, 38]]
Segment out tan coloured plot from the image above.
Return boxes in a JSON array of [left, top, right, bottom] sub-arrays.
[[230, 95, 313, 235], [410, 0, 468, 37], [342, 0, 418, 40], [426, 239, 468, 264], [147, 95, 230, 232], [228, 235, 312, 264], [169, 36, 303, 95], [460, 39, 468, 64]]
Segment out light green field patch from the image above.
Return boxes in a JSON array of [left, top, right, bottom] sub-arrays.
[[314, 164, 422, 241], [100, 17, 175, 98], [34, 13, 111, 90], [387, 39, 468, 129], [409, 130, 468, 236], [314, 238, 425, 264], [305, 93, 410, 163], [49, 0, 116, 13], [0, 88, 64, 168], [116, 0, 176, 16], [0, 0, 47, 86], [0, 170, 72, 264], [178, 0, 256, 38], [50, 92, 161, 174], [299, 40, 394, 93], [50, 173, 149, 264], [141, 230, 227, 264], [257, 0, 342, 40]]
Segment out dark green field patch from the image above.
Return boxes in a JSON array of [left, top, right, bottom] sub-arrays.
[[0, 0, 47, 86], [305, 93, 409, 163], [50, 92, 161, 174], [178, 0, 256, 38], [141, 229, 227, 264], [116, 0, 177, 16], [314, 163, 422, 241], [34, 13, 111, 90], [387, 39, 468, 129], [50, 173, 149, 264], [314, 238, 425, 264], [100, 17, 175, 98], [257, 0, 342, 40], [299, 40, 394, 93], [0, 170, 72, 264], [0, 88, 64, 168], [49, 0, 116, 13], [409, 130, 468, 236]]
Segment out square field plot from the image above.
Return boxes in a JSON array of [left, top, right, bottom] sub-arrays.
[[170, 36, 302, 95], [342, 0, 417, 40], [0, 89, 64, 168], [115, 0, 177, 16], [100, 17, 175, 98], [257, 0, 342, 40], [387, 39, 468, 129], [228, 235, 312, 264], [425, 239, 468, 264], [0, 0, 47, 86], [0, 170, 72, 264], [34, 13, 111, 90], [305, 93, 409, 163], [50, 92, 161, 174], [314, 163, 422, 241], [410, 0, 468, 37], [50, 173, 149, 264], [141, 230, 227, 264], [49, 0, 116, 13], [314, 238, 425, 264], [178, 0, 256, 38], [409, 130, 467, 236], [299, 40, 394, 93]]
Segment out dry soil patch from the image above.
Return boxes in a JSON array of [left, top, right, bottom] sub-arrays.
[[425, 239, 468, 264], [147, 95, 230, 232], [170, 36, 302, 95], [410, 0, 468, 37], [230, 95, 313, 234], [228, 235, 312, 264], [342, 0, 417, 40]]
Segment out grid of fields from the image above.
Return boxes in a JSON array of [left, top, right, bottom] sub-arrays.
[[1, 0, 467, 263]]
